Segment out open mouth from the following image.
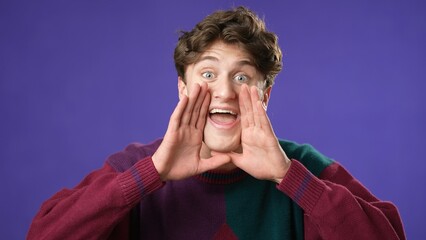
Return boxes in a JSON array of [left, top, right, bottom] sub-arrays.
[[209, 109, 238, 125]]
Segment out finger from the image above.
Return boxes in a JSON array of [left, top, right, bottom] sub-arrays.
[[249, 86, 274, 134], [198, 154, 231, 173], [228, 152, 244, 169], [181, 83, 201, 126], [189, 82, 208, 127], [168, 95, 188, 130], [239, 84, 254, 128], [256, 100, 273, 132], [250, 86, 261, 127], [196, 90, 210, 130], [238, 85, 248, 128]]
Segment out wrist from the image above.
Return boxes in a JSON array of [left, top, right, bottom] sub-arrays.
[[273, 159, 291, 184], [151, 152, 167, 181], [273, 177, 283, 184]]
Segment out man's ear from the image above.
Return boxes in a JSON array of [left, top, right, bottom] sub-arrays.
[[262, 86, 272, 110], [178, 76, 188, 100]]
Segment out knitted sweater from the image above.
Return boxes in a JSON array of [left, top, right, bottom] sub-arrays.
[[27, 139, 405, 239]]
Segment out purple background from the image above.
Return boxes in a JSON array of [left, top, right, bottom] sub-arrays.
[[1, 0, 424, 239]]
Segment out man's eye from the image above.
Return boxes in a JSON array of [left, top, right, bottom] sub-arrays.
[[234, 74, 248, 83], [202, 71, 215, 79]]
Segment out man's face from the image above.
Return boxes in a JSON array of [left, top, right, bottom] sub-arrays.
[[178, 40, 271, 154]]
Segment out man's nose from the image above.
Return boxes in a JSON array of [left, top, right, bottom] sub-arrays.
[[211, 77, 237, 100]]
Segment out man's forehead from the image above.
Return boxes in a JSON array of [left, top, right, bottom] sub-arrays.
[[196, 41, 254, 63], [195, 55, 255, 67]]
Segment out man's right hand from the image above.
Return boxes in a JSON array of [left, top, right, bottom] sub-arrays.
[[152, 82, 231, 181]]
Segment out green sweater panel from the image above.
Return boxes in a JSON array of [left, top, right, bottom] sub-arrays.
[[223, 139, 334, 240]]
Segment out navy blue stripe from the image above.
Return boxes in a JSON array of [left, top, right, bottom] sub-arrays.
[[130, 166, 145, 197], [294, 173, 312, 203]]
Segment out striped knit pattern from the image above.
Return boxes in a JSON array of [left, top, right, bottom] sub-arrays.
[[277, 160, 325, 214], [117, 156, 164, 205], [195, 168, 247, 184]]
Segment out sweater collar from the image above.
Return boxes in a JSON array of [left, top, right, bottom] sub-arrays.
[[195, 168, 247, 184]]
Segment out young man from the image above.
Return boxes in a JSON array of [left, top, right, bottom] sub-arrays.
[[28, 7, 405, 240]]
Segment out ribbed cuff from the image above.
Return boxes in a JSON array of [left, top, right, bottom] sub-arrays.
[[277, 159, 325, 214], [117, 156, 164, 206]]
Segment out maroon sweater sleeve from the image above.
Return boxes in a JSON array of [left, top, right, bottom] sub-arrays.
[[27, 157, 164, 240], [277, 160, 406, 240]]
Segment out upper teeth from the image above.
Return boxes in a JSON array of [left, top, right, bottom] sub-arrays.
[[210, 109, 236, 115]]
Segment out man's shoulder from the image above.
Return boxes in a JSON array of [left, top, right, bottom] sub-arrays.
[[279, 139, 334, 177], [106, 138, 163, 172]]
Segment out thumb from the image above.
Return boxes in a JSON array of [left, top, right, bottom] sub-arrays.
[[227, 152, 244, 169], [210, 150, 228, 157], [198, 154, 231, 173]]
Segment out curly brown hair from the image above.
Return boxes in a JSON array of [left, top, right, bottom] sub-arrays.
[[174, 6, 283, 88]]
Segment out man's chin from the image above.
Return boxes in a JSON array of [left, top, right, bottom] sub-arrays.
[[203, 140, 242, 154]]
